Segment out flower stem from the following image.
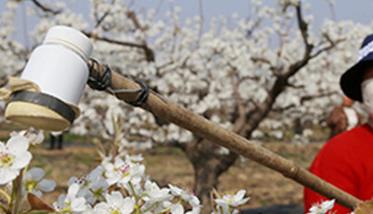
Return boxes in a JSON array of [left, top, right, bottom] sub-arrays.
[[128, 181, 139, 202], [11, 171, 24, 214], [128, 181, 142, 214]]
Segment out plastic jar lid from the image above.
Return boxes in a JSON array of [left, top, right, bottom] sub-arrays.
[[43, 25, 93, 61]]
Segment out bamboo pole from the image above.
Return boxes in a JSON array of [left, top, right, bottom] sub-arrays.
[[96, 67, 362, 209]]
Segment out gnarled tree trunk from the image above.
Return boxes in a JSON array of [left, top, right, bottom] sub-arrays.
[[180, 139, 238, 213]]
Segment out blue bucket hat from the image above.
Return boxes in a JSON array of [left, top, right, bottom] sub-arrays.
[[340, 34, 373, 102]]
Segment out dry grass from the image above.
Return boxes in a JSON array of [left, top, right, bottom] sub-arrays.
[[27, 141, 322, 210]]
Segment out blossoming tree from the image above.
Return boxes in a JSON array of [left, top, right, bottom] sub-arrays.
[[0, 0, 371, 211]]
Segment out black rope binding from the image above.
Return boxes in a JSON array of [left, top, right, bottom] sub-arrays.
[[87, 59, 112, 91], [87, 58, 150, 107], [127, 79, 150, 107]]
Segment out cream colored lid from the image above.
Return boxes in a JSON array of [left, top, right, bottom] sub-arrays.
[[5, 101, 71, 131], [44, 25, 93, 61]]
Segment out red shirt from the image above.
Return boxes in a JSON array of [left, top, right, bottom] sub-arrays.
[[304, 124, 373, 213]]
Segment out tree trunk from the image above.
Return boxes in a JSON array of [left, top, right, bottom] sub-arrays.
[[193, 157, 219, 213], [182, 139, 238, 213]]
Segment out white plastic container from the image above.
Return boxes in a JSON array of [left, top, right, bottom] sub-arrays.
[[21, 25, 93, 105], [5, 26, 93, 131]]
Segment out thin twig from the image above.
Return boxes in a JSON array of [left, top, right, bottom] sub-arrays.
[[30, 0, 62, 15], [94, 0, 116, 28], [83, 31, 155, 62]]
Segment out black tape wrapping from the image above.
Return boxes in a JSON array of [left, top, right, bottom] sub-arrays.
[[9, 91, 76, 123], [127, 79, 150, 107], [87, 58, 150, 107], [87, 63, 112, 91]]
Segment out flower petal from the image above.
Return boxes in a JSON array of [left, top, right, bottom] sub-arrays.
[[0, 168, 19, 185], [234, 190, 246, 201], [11, 151, 32, 169], [27, 167, 45, 181], [0, 142, 6, 152], [169, 184, 183, 196], [7, 135, 29, 155], [71, 197, 87, 212], [93, 202, 110, 214], [105, 191, 123, 208], [67, 183, 80, 198], [170, 203, 184, 214], [120, 197, 135, 214], [37, 179, 56, 192]]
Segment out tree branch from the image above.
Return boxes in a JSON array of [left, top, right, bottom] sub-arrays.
[[284, 2, 313, 78], [83, 31, 155, 62], [273, 91, 339, 112], [30, 0, 62, 15], [311, 35, 345, 59], [94, 0, 116, 28], [126, 10, 147, 31], [243, 2, 338, 137], [286, 82, 305, 89], [295, 2, 313, 55]]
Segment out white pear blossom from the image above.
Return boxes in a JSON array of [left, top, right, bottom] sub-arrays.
[[143, 180, 172, 203], [24, 167, 56, 197], [93, 191, 135, 214], [102, 156, 145, 187], [215, 190, 250, 214], [169, 184, 201, 213], [308, 199, 335, 214], [0, 135, 32, 185], [163, 201, 184, 214], [53, 183, 90, 214], [68, 166, 109, 204], [11, 129, 44, 145]]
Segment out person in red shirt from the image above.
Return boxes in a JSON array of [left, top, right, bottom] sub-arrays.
[[304, 34, 373, 213]]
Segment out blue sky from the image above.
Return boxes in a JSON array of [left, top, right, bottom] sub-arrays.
[[1, 0, 373, 46]]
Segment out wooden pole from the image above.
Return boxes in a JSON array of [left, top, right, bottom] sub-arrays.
[[96, 66, 362, 209]]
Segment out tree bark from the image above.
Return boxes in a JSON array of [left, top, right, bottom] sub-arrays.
[[193, 156, 219, 213], [181, 139, 238, 213]]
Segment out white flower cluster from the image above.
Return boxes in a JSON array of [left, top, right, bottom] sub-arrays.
[[0, 134, 32, 185], [53, 152, 251, 214], [0, 131, 56, 201], [53, 154, 202, 214], [0, 130, 249, 214]]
